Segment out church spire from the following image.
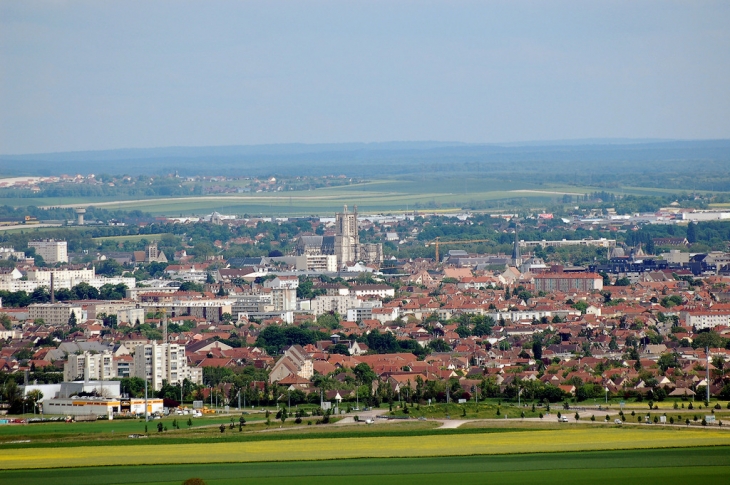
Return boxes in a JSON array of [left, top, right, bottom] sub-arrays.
[[512, 231, 521, 265]]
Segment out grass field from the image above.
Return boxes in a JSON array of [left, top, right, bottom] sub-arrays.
[[2, 177, 697, 216], [1, 426, 729, 470], [0, 447, 727, 485]]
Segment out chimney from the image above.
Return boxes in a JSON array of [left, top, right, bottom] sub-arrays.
[[50, 273, 55, 304]]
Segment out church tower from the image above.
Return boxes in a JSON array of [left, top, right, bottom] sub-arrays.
[[511, 231, 522, 267], [335, 205, 360, 266]]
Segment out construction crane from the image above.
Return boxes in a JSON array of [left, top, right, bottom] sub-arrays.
[[426, 237, 493, 262]]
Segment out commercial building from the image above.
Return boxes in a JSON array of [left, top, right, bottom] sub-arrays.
[[28, 239, 68, 263]]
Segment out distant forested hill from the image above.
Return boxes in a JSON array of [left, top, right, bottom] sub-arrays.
[[1, 140, 729, 190]]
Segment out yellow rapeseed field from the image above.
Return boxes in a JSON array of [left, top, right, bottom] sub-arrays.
[[2, 428, 730, 470]]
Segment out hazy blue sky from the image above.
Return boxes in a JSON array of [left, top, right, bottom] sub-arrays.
[[1, 1, 729, 154]]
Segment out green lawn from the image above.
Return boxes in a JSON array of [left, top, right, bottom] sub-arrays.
[[1, 446, 727, 485]]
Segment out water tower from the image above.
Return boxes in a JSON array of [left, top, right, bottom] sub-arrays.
[[75, 208, 86, 225]]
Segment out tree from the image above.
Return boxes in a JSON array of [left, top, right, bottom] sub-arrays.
[[658, 353, 679, 372], [329, 343, 350, 355], [179, 281, 205, 292], [68, 311, 77, 327], [353, 363, 377, 386], [532, 341, 543, 361], [428, 339, 451, 353], [0, 313, 13, 330], [686, 222, 697, 244], [25, 389, 43, 412]]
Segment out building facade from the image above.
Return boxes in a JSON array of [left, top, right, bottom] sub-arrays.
[[28, 303, 84, 326], [132, 342, 199, 391], [28, 239, 68, 263], [533, 273, 604, 293], [64, 351, 114, 382]]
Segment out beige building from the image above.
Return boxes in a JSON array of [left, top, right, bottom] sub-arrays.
[[268, 344, 313, 383], [29, 303, 84, 326], [139, 300, 233, 323], [28, 239, 68, 263]]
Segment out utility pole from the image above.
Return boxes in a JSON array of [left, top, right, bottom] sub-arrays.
[[144, 379, 148, 422]]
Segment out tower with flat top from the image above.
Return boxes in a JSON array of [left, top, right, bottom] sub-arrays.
[[335, 205, 360, 266]]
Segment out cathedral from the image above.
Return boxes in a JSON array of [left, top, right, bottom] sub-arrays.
[[296, 205, 383, 269]]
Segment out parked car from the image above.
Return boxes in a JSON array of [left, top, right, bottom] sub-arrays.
[[559, 416, 569, 422]]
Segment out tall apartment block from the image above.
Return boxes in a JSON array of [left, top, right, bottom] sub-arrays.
[[28, 239, 68, 264]]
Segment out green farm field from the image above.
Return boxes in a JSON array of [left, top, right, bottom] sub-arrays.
[[3, 177, 693, 216], [2, 426, 730, 470], [0, 447, 728, 485]]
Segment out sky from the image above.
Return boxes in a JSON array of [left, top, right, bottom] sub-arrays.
[[1, 0, 729, 155]]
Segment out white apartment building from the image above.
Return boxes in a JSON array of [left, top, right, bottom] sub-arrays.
[[264, 276, 298, 312], [64, 351, 115, 382], [28, 303, 84, 326], [350, 284, 395, 298], [679, 311, 730, 330], [308, 294, 362, 317], [0, 267, 136, 293], [132, 343, 200, 391], [28, 239, 68, 263], [27, 267, 94, 283], [0, 247, 27, 261], [295, 254, 338, 272]]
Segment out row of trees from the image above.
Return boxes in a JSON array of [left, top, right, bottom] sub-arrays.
[[0, 282, 128, 308]]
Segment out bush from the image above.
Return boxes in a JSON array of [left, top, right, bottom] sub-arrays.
[[183, 479, 207, 485]]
